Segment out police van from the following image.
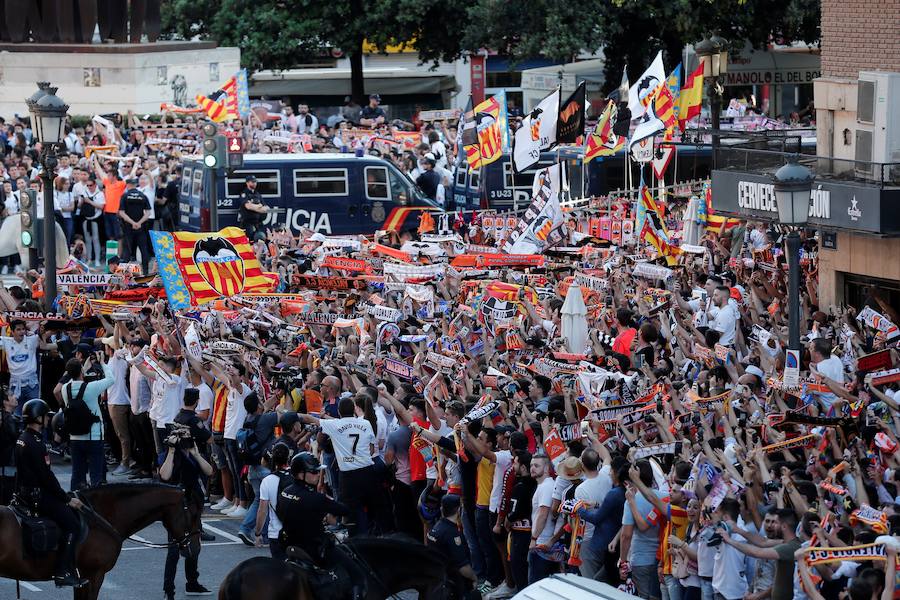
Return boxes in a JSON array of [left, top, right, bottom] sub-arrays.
[[450, 147, 588, 212], [179, 153, 442, 235], [450, 143, 717, 211]]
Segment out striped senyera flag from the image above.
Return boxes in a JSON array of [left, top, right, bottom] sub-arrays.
[[170, 227, 277, 306]]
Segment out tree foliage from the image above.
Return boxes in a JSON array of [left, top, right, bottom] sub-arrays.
[[460, 0, 820, 92], [161, 0, 820, 98], [161, 0, 466, 102]]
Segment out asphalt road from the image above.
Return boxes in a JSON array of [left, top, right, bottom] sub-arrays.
[[0, 463, 271, 600]]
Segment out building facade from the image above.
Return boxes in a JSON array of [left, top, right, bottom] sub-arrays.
[[710, 0, 900, 313]]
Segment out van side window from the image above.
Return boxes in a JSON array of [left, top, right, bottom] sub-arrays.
[[364, 166, 389, 200], [294, 169, 348, 196], [469, 169, 480, 190], [225, 170, 280, 198], [387, 167, 410, 203], [191, 169, 203, 198], [182, 168, 192, 196], [455, 169, 467, 187]]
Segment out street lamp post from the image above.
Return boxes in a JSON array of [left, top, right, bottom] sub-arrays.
[[26, 84, 69, 312], [773, 156, 814, 352], [696, 35, 729, 163]]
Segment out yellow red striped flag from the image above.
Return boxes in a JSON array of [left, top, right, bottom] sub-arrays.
[[196, 94, 229, 123]]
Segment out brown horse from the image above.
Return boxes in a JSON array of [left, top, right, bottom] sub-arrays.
[[0, 483, 199, 600]]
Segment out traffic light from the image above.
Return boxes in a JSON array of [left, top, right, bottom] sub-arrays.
[[201, 123, 227, 169], [19, 189, 37, 248], [226, 135, 245, 168]]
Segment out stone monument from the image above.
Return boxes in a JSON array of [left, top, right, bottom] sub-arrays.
[[0, 0, 240, 116]]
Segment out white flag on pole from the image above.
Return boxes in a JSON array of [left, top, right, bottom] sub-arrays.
[[627, 51, 666, 120], [512, 88, 560, 172]]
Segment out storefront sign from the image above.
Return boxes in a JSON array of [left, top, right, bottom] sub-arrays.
[[726, 69, 820, 86], [712, 170, 900, 235]]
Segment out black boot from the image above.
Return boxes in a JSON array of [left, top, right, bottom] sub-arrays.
[[54, 533, 88, 588]]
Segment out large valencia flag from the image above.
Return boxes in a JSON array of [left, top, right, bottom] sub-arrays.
[[151, 227, 278, 310]]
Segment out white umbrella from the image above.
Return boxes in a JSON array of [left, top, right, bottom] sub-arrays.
[[682, 196, 701, 246], [561, 282, 588, 354]]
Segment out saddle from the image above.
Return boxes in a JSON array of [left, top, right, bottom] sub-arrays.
[[285, 545, 363, 600], [8, 502, 88, 557]]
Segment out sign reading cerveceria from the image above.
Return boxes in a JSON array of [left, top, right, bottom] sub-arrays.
[[711, 170, 900, 235]]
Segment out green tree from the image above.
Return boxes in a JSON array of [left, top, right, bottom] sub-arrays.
[[595, 0, 820, 89], [162, 0, 819, 103], [459, 0, 819, 94], [161, 0, 465, 104]]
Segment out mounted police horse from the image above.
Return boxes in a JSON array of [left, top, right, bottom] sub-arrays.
[[219, 536, 472, 600], [0, 483, 199, 600]]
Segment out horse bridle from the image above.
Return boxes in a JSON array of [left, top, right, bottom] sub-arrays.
[[75, 492, 200, 550]]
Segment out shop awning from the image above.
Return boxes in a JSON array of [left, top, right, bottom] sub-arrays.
[[519, 57, 606, 111], [250, 68, 457, 97]]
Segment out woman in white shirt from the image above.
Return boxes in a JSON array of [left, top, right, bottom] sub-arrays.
[[53, 175, 75, 243]]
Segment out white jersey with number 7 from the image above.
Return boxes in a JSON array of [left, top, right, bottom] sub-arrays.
[[320, 417, 375, 472]]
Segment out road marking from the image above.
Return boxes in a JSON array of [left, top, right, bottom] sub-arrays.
[[200, 523, 243, 543], [122, 541, 241, 551], [20, 581, 42, 591]]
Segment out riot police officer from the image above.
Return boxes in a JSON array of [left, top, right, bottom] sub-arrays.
[[237, 175, 267, 242], [15, 399, 86, 587], [275, 452, 365, 600], [426, 494, 478, 597], [1, 386, 21, 504]]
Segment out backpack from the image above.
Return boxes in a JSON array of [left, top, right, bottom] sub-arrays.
[[79, 191, 98, 220], [236, 415, 265, 464], [275, 470, 294, 496], [63, 381, 99, 436]]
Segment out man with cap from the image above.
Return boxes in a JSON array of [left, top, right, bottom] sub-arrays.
[[237, 175, 267, 242], [427, 494, 479, 596], [15, 399, 87, 587], [359, 94, 386, 128], [117, 176, 152, 275], [415, 153, 441, 202], [276, 452, 366, 600]]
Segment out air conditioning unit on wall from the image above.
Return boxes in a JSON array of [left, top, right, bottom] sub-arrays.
[[855, 71, 900, 181]]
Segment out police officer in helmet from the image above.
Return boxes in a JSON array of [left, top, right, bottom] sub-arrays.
[[15, 399, 87, 587], [275, 452, 366, 600]]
